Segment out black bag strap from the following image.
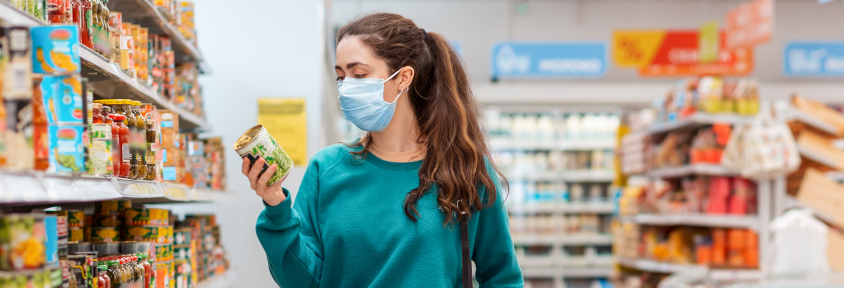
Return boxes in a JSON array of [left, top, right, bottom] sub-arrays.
[[458, 200, 471, 288]]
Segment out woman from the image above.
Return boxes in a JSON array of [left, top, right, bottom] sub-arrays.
[[244, 13, 522, 287]]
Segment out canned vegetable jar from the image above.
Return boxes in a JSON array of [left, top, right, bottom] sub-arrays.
[[234, 125, 293, 186], [90, 227, 119, 243], [31, 26, 80, 75]]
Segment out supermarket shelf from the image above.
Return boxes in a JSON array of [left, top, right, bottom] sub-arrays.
[[787, 107, 840, 136], [522, 267, 613, 278], [621, 214, 760, 229], [648, 113, 754, 136], [79, 46, 210, 131], [108, 0, 210, 73], [490, 140, 615, 151], [490, 142, 557, 151], [506, 202, 615, 214], [797, 144, 839, 169], [648, 164, 738, 178], [617, 257, 762, 280], [511, 234, 613, 246], [0, 171, 231, 205], [508, 170, 615, 182], [196, 270, 237, 288], [559, 140, 616, 151], [0, 1, 210, 131]]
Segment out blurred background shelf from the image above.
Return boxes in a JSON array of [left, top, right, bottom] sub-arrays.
[[620, 214, 760, 229]]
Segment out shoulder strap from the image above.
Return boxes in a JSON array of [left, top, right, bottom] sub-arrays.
[[459, 201, 472, 288]]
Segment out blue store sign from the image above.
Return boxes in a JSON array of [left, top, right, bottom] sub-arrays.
[[491, 42, 607, 78], [784, 42, 844, 77]]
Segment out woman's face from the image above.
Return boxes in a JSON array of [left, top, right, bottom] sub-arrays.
[[335, 35, 405, 103]]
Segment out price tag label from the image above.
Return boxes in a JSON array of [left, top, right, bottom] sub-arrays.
[[165, 186, 188, 200]]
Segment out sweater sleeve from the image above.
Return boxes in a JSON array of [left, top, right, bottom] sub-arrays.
[[473, 164, 524, 288], [255, 159, 324, 288]]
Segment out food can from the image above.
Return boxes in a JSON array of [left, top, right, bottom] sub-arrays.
[[233, 125, 293, 186], [47, 124, 87, 173], [67, 242, 92, 254], [83, 226, 91, 242], [68, 228, 84, 242], [95, 201, 119, 216], [173, 259, 188, 288], [56, 216, 68, 258], [94, 215, 120, 228], [65, 210, 84, 228], [155, 243, 171, 261], [173, 228, 191, 246], [161, 209, 170, 226], [126, 208, 152, 226], [118, 200, 132, 216], [44, 215, 59, 266], [124, 226, 162, 242], [91, 243, 119, 257], [172, 245, 190, 260], [120, 241, 151, 255], [31, 26, 80, 75], [0, 214, 46, 270], [119, 23, 135, 73], [155, 261, 171, 288], [90, 227, 119, 243], [89, 123, 114, 176], [83, 215, 93, 227]]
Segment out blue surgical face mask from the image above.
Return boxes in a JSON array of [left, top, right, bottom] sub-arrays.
[[337, 68, 407, 132]]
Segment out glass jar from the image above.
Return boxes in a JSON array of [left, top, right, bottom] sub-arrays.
[[110, 114, 130, 178], [145, 120, 157, 181], [132, 102, 147, 180]]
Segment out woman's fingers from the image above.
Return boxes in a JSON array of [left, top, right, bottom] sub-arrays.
[[241, 157, 251, 175], [248, 158, 265, 190], [256, 165, 277, 189]]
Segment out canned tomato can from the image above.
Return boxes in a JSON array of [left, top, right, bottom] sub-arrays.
[[31, 26, 80, 75], [90, 227, 119, 243], [233, 124, 293, 186], [66, 210, 84, 229]]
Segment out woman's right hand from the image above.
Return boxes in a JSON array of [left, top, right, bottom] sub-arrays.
[[242, 157, 289, 206]]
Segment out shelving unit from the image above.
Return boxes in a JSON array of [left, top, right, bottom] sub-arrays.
[[506, 170, 615, 182], [0, 0, 212, 131], [616, 112, 771, 278]]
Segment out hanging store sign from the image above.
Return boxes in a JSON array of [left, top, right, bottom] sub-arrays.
[[490, 42, 607, 78], [725, 0, 773, 49], [613, 30, 753, 76], [784, 42, 844, 77]]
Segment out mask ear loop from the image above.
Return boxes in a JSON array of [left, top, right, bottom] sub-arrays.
[[390, 86, 410, 105]]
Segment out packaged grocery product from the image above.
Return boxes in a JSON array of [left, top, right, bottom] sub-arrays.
[[0, 214, 47, 270], [90, 227, 119, 243], [56, 216, 68, 259], [118, 200, 132, 217], [173, 228, 191, 246], [119, 23, 135, 74], [90, 110, 114, 176], [123, 226, 162, 243], [154, 261, 171, 288], [68, 228, 84, 242], [44, 215, 59, 266], [234, 125, 294, 186], [94, 216, 120, 228], [40, 75, 83, 124], [2, 27, 34, 170], [31, 26, 80, 75], [95, 201, 119, 216], [33, 75, 49, 171], [47, 124, 87, 173], [172, 246, 189, 261], [173, 259, 189, 288]]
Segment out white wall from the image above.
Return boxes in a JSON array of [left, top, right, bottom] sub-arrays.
[[333, 0, 844, 104], [168, 0, 327, 287]]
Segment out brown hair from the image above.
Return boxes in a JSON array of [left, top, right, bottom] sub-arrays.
[[337, 13, 507, 225]]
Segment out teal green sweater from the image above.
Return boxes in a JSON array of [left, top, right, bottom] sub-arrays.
[[256, 144, 523, 287]]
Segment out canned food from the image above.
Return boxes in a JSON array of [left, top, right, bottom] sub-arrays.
[[47, 124, 87, 173], [67, 242, 92, 254], [95, 201, 119, 216], [120, 241, 151, 255], [94, 215, 120, 227], [155, 243, 171, 261], [90, 227, 119, 243], [161, 209, 170, 226], [66, 210, 84, 229], [69, 228, 84, 242], [83, 215, 93, 227], [172, 245, 190, 260], [118, 200, 132, 216], [91, 243, 119, 256], [155, 261, 171, 288], [173, 228, 191, 246], [83, 227, 91, 242], [126, 208, 152, 226], [0, 214, 46, 270], [56, 216, 68, 259], [89, 122, 114, 176], [173, 259, 189, 288], [166, 226, 173, 243], [31, 26, 81, 75], [234, 124, 293, 186], [124, 226, 162, 242]]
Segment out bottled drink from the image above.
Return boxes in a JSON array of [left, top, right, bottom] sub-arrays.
[[139, 253, 152, 288], [98, 264, 110, 288]]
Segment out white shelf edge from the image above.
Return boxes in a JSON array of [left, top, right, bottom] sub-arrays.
[[506, 170, 615, 182], [648, 164, 738, 178], [490, 140, 616, 151], [648, 113, 754, 135], [616, 257, 762, 280], [506, 203, 615, 214], [521, 267, 613, 278], [195, 270, 237, 288], [620, 214, 760, 230], [511, 234, 613, 246]]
